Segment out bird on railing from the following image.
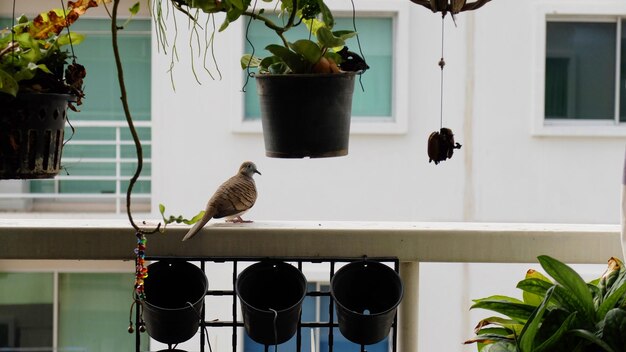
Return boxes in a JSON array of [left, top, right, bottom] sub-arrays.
[[182, 161, 261, 241]]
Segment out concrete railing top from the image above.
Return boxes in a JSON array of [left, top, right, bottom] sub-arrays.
[[0, 219, 620, 263]]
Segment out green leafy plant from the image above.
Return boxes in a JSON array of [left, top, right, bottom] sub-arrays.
[[0, 0, 96, 108], [156, 0, 367, 75], [158, 203, 205, 232], [466, 256, 626, 352]]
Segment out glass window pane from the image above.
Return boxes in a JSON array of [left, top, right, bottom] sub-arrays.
[[0, 273, 53, 349], [244, 17, 393, 120], [545, 21, 616, 120], [58, 273, 148, 351]]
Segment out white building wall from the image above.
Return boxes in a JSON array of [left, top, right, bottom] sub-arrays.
[[1, 0, 624, 351], [149, 1, 625, 351]]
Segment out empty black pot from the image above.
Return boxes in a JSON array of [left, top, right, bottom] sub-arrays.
[[236, 261, 307, 345], [142, 261, 208, 345], [331, 261, 403, 345]]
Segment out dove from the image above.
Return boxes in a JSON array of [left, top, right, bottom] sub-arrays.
[[182, 161, 261, 241]]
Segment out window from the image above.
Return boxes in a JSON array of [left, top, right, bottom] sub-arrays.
[[243, 283, 390, 352], [0, 18, 152, 213], [232, 0, 410, 134], [545, 20, 623, 121], [243, 17, 394, 120], [537, 14, 626, 135], [0, 267, 147, 351]]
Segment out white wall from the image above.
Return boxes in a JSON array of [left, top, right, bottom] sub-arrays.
[[147, 1, 626, 351], [2, 0, 624, 351]]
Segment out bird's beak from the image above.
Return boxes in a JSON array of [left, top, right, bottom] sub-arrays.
[[255, 169, 262, 176]]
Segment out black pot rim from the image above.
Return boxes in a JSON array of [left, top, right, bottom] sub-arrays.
[[253, 71, 358, 79], [236, 261, 307, 314], [330, 261, 404, 317], [142, 262, 208, 312]]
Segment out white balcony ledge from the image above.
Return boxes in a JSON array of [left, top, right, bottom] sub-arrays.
[[0, 219, 620, 263]]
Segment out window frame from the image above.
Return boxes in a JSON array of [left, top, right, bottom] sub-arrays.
[[229, 0, 410, 135], [532, 2, 626, 137]]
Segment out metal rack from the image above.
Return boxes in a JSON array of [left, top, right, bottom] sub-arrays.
[[135, 256, 400, 352]]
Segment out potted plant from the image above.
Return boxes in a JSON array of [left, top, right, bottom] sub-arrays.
[[0, 1, 92, 179], [156, 0, 368, 158], [466, 255, 626, 352]]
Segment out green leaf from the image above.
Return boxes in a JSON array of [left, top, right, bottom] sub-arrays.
[[474, 316, 524, 335], [332, 30, 357, 41], [316, 0, 333, 28], [519, 287, 554, 352], [534, 312, 576, 352], [288, 40, 322, 64], [268, 62, 289, 74], [598, 281, 626, 320], [482, 341, 518, 352], [0, 69, 19, 97], [465, 334, 516, 345], [229, 0, 246, 11], [129, 2, 141, 15], [316, 26, 344, 49], [538, 255, 595, 322], [186, 211, 206, 225], [602, 308, 626, 351], [517, 278, 553, 306], [265, 44, 307, 73], [568, 329, 617, 352], [473, 295, 525, 305], [57, 32, 85, 46], [470, 300, 537, 322], [240, 54, 262, 69]]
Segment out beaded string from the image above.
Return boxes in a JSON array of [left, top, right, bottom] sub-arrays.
[[134, 232, 148, 300]]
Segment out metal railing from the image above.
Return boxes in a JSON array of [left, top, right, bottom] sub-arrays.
[[0, 121, 152, 214]]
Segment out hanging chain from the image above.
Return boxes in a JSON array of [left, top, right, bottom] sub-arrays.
[[438, 15, 446, 130]]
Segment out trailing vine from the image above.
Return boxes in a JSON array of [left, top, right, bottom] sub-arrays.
[[110, 0, 160, 235]]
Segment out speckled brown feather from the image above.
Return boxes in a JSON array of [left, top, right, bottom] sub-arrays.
[[182, 162, 260, 241]]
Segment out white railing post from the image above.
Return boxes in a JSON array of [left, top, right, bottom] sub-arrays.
[[399, 261, 419, 352]]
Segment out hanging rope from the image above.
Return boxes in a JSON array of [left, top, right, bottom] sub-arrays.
[[438, 15, 446, 130]]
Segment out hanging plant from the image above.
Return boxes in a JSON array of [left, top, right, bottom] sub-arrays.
[[0, 0, 95, 179]]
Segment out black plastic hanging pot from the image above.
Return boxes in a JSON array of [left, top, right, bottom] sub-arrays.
[[236, 260, 307, 345], [331, 261, 403, 345], [142, 261, 208, 345], [0, 93, 71, 179], [255, 72, 356, 158]]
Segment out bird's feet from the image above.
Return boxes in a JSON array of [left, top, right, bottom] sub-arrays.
[[226, 216, 253, 223]]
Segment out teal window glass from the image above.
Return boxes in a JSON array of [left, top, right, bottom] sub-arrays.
[[0, 273, 54, 349], [58, 273, 148, 351], [545, 21, 617, 120], [244, 17, 393, 120]]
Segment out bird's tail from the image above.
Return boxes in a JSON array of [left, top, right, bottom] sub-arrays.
[[182, 207, 213, 241]]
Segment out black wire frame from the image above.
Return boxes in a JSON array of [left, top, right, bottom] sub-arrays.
[[135, 256, 400, 352]]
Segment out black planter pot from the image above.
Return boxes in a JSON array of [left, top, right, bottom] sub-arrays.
[[142, 261, 208, 345], [0, 93, 70, 179], [331, 261, 403, 345], [236, 260, 307, 345], [255, 72, 356, 158]]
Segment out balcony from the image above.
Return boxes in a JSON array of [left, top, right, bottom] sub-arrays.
[[0, 220, 620, 351]]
